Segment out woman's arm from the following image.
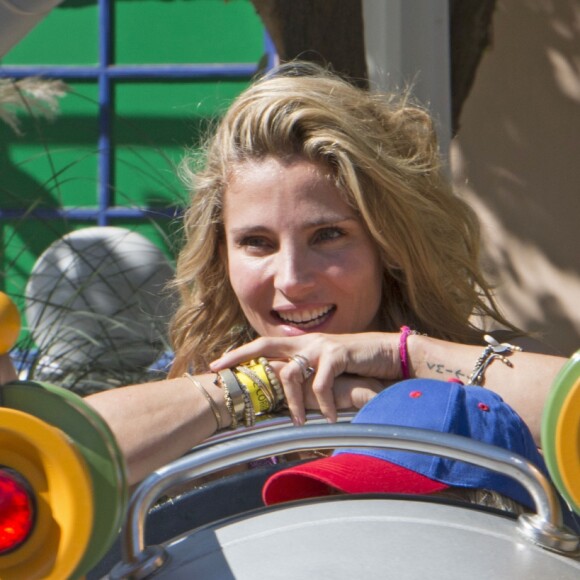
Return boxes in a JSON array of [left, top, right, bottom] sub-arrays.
[[407, 334, 564, 442], [85, 374, 231, 485], [210, 333, 399, 424], [85, 368, 382, 485], [210, 332, 566, 443]]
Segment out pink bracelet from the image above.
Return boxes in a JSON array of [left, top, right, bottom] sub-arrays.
[[398, 326, 416, 379]]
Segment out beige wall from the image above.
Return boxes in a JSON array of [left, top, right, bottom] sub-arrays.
[[451, 0, 580, 355]]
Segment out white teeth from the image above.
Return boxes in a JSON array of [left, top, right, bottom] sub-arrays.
[[277, 306, 333, 324]]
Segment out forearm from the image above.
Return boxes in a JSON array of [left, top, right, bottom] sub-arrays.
[[408, 335, 565, 442], [85, 374, 231, 485]]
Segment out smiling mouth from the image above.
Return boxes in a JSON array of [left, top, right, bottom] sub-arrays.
[[274, 305, 336, 328]]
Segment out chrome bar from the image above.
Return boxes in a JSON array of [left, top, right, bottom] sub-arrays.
[[112, 424, 578, 579]]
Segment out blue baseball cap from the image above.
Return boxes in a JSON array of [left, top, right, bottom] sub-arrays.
[[263, 379, 548, 509]]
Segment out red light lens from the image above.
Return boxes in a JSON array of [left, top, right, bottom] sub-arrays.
[[0, 468, 35, 554]]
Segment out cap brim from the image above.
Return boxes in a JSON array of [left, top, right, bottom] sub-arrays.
[[263, 453, 449, 506]]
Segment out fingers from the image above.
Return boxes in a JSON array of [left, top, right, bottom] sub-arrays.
[[208, 334, 349, 425], [209, 337, 286, 371], [278, 360, 307, 426], [309, 359, 338, 423], [349, 382, 383, 409], [280, 355, 336, 425], [332, 376, 385, 410], [210, 338, 324, 425], [288, 354, 315, 381]]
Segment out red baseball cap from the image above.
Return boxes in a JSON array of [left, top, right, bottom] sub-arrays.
[[263, 379, 546, 507]]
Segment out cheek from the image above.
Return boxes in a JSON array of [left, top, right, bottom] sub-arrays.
[[226, 254, 265, 311], [227, 255, 247, 302], [350, 253, 383, 311], [368, 259, 384, 302], [335, 250, 382, 291]]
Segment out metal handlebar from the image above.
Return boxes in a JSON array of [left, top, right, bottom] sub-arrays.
[[110, 422, 580, 579]]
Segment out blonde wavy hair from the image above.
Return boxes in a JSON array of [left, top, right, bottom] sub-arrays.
[[169, 62, 516, 376], [433, 487, 526, 515]]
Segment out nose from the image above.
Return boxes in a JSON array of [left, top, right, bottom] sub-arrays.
[[274, 247, 316, 298]]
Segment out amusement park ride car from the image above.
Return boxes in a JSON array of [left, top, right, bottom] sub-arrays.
[[0, 291, 579, 579]]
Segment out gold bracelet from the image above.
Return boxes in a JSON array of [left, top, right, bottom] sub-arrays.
[[217, 369, 246, 419], [214, 371, 238, 428], [221, 380, 238, 429], [239, 381, 256, 427], [184, 373, 222, 431], [258, 356, 285, 408]]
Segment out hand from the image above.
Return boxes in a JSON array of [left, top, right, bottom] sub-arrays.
[[305, 372, 386, 414], [269, 359, 386, 417], [210, 332, 400, 424]]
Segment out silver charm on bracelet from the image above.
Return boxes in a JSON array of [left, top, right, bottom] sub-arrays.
[[468, 334, 522, 386]]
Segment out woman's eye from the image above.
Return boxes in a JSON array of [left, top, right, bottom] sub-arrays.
[[238, 236, 272, 249], [314, 227, 345, 243]]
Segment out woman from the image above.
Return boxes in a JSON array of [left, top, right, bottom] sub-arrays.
[[86, 62, 565, 486]]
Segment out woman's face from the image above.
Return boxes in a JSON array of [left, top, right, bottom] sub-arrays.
[[222, 156, 383, 337]]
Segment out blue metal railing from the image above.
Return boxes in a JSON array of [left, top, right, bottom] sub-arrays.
[[0, 0, 275, 224]]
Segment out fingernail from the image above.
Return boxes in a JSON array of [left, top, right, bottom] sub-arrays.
[[292, 414, 304, 427]]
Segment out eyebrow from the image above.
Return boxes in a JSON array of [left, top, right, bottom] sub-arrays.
[[227, 216, 359, 235]]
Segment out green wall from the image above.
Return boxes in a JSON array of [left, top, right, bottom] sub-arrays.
[[0, 0, 265, 340]]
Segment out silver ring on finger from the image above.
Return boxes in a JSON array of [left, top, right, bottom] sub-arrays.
[[289, 354, 315, 380]]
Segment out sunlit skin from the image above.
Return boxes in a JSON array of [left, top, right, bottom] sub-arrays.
[[222, 156, 384, 341]]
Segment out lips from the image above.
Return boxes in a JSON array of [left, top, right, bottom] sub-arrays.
[[274, 305, 335, 328]]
